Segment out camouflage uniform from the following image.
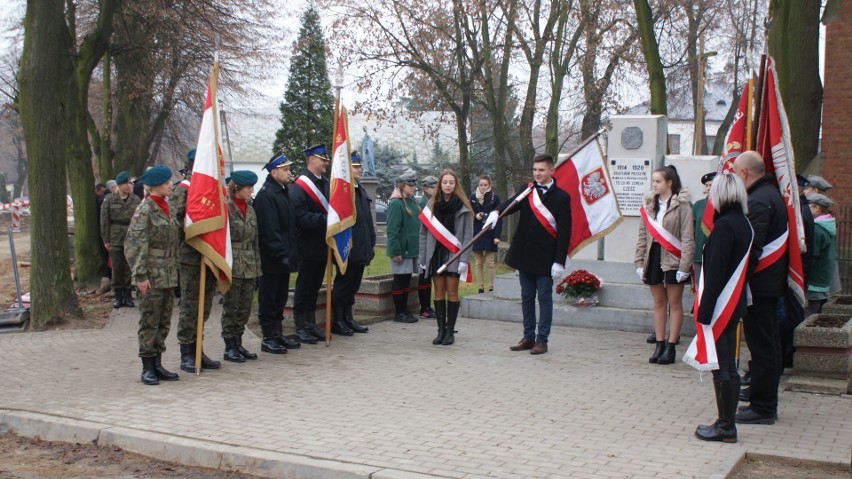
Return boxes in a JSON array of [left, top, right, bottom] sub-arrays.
[[171, 181, 216, 345], [101, 192, 141, 289], [124, 197, 178, 358], [222, 197, 260, 339]]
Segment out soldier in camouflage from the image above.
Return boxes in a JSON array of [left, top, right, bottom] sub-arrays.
[[101, 171, 141, 308], [221, 171, 261, 362], [170, 149, 221, 373], [124, 165, 180, 386]]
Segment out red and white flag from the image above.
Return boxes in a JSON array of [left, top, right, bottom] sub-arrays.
[[552, 134, 623, 257], [326, 105, 356, 274], [756, 57, 805, 305], [184, 66, 232, 293]]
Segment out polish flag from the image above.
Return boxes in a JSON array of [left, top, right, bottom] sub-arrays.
[[326, 105, 356, 274]]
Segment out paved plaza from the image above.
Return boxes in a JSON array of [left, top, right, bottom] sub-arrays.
[[0, 303, 850, 478]]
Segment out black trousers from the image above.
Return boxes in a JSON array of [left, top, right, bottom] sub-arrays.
[[258, 272, 289, 330], [743, 297, 783, 416], [332, 263, 366, 307], [712, 316, 740, 382], [294, 260, 325, 313], [778, 290, 805, 368]]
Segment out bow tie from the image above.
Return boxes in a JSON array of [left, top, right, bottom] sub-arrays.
[[536, 184, 549, 193]]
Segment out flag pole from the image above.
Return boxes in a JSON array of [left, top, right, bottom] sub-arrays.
[[325, 67, 343, 347]]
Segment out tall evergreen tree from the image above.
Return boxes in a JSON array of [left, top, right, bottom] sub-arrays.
[[273, 7, 334, 171]]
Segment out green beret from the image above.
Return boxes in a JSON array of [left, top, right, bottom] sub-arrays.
[[230, 170, 258, 187], [186, 149, 196, 161], [137, 165, 172, 186], [115, 171, 131, 185]]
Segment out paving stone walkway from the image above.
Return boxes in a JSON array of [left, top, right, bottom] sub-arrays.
[[0, 303, 849, 478]]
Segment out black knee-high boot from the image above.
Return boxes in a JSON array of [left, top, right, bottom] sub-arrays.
[[695, 379, 738, 443], [443, 301, 460, 345], [433, 299, 447, 345]]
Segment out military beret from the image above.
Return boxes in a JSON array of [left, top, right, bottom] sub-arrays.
[[700, 172, 716, 185], [796, 174, 810, 188], [351, 151, 362, 165], [186, 149, 196, 162], [806, 193, 833, 209], [397, 172, 417, 186], [303, 144, 329, 160], [230, 170, 258, 187], [224, 176, 231, 185], [115, 171, 131, 185], [806, 175, 832, 191], [262, 151, 293, 172], [420, 175, 438, 188], [137, 165, 172, 186]]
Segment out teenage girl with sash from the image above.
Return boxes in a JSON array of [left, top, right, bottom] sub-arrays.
[[634, 165, 694, 365]]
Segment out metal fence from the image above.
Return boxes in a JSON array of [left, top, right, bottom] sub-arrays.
[[835, 205, 852, 295]]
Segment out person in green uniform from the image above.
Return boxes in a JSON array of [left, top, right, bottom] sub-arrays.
[[171, 149, 221, 373], [125, 165, 180, 385], [805, 193, 837, 314], [221, 171, 261, 362], [386, 173, 421, 322], [101, 171, 141, 308]]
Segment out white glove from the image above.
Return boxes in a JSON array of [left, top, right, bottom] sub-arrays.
[[676, 271, 690, 283], [458, 261, 469, 279], [551, 262, 564, 280], [419, 264, 426, 272], [636, 268, 644, 280], [483, 211, 499, 230]]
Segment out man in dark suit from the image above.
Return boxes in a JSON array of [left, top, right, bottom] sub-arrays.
[[483, 153, 572, 355]]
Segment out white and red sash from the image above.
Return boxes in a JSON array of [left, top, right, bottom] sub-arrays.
[[177, 179, 190, 190], [683, 229, 753, 371], [639, 206, 682, 258], [418, 206, 472, 282], [754, 226, 788, 273], [527, 183, 557, 238], [295, 175, 328, 213]]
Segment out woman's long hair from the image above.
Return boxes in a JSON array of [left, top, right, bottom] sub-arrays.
[[428, 169, 474, 216], [395, 180, 420, 217], [652, 165, 682, 215]]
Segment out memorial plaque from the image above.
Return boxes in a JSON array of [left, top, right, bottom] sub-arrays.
[[621, 127, 644, 150], [609, 157, 651, 216]]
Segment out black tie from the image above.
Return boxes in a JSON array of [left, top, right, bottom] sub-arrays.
[[537, 184, 549, 196]]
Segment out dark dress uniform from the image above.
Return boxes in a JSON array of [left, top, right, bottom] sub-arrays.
[[330, 179, 376, 335], [289, 169, 329, 343], [221, 195, 261, 362], [100, 191, 140, 307], [170, 175, 220, 372]]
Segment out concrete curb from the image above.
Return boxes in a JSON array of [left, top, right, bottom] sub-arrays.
[[0, 409, 453, 479]]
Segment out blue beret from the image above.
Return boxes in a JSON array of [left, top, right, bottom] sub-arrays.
[[186, 149, 196, 161], [137, 165, 172, 186], [115, 171, 131, 185], [224, 177, 231, 184], [263, 151, 293, 172], [303, 144, 329, 159], [351, 151, 362, 165], [230, 170, 258, 187]]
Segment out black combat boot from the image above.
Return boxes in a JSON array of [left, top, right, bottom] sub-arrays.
[[113, 289, 124, 309], [179, 343, 196, 373], [695, 379, 738, 443], [305, 310, 325, 341], [123, 288, 135, 307], [402, 290, 419, 322], [261, 324, 287, 354], [432, 299, 447, 345], [656, 341, 677, 365], [293, 312, 318, 344], [153, 354, 179, 381], [331, 306, 354, 336], [343, 305, 368, 333], [649, 341, 665, 363], [392, 293, 416, 323], [223, 337, 246, 363], [236, 334, 257, 360], [200, 348, 221, 369], [141, 357, 159, 385], [442, 301, 460, 345], [275, 321, 301, 349]]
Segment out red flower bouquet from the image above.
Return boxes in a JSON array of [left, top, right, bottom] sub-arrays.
[[555, 269, 601, 299]]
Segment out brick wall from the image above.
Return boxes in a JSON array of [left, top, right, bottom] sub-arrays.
[[822, 1, 852, 207]]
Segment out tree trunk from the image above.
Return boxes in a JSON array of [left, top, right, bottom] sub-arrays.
[[545, 4, 584, 157], [633, 0, 667, 115], [768, 0, 822, 170], [97, 49, 113, 181], [17, 0, 81, 327]]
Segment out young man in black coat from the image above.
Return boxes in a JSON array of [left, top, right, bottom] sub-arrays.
[[330, 152, 376, 335], [254, 152, 301, 354], [289, 144, 331, 344], [732, 150, 789, 425], [483, 154, 572, 355]]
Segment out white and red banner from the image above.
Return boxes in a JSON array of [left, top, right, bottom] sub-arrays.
[[639, 207, 683, 258], [326, 105, 356, 274], [552, 134, 623, 257], [683, 230, 753, 371], [295, 175, 329, 212], [418, 206, 472, 282], [184, 65, 232, 294], [756, 57, 806, 305], [527, 184, 557, 238]]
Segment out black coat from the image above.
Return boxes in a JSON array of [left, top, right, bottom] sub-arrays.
[[799, 195, 815, 288], [696, 205, 752, 325], [290, 169, 329, 262], [349, 182, 377, 265], [497, 180, 572, 276], [470, 190, 502, 252], [254, 176, 297, 274], [745, 175, 789, 298]]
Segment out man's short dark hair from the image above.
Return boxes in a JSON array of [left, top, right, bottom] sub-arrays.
[[95, 183, 106, 190], [532, 153, 554, 165]]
